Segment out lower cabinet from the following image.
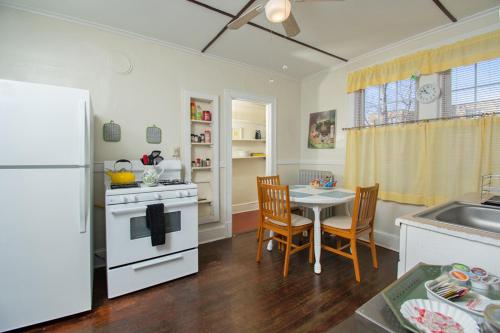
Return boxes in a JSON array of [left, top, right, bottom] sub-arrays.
[[397, 223, 500, 277]]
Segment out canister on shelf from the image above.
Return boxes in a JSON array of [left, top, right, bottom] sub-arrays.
[[200, 133, 205, 143], [206, 158, 211, 166]]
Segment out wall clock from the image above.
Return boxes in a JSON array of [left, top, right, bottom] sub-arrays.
[[416, 83, 440, 104]]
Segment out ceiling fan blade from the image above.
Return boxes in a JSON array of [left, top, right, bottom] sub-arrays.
[[282, 12, 300, 37], [227, 4, 264, 30]]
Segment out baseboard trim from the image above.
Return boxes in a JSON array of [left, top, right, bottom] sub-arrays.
[[359, 230, 399, 252], [198, 223, 231, 244], [232, 201, 258, 214]]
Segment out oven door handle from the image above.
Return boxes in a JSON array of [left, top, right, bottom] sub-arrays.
[[110, 200, 196, 215], [131, 253, 183, 270]]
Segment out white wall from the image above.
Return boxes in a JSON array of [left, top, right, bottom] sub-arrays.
[[300, 9, 500, 251], [0, 6, 302, 250]]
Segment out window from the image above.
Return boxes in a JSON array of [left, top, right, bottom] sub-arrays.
[[355, 78, 418, 126], [440, 57, 500, 117]]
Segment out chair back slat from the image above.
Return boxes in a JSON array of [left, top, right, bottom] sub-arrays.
[[256, 176, 280, 205], [256, 176, 281, 216], [351, 183, 379, 231], [260, 183, 291, 229]]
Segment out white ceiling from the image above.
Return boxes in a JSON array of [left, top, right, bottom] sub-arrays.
[[1, 0, 499, 78]]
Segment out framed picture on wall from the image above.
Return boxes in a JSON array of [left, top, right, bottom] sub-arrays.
[[308, 110, 336, 149]]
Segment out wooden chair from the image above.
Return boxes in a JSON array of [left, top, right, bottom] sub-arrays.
[[256, 183, 314, 277], [320, 183, 379, 282], [256, 176, 281, 241]]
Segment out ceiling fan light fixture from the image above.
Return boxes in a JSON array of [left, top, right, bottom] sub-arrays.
[[265, 0, 292, 23]]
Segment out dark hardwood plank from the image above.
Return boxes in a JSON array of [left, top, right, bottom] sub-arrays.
[[18, 232, 398, 333]]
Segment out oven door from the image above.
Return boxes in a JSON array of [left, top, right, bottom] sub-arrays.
[[106, 197, 198, 268]]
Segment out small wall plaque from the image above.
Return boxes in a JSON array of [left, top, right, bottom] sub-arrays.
[[103, 120, 121, 142], [146, 124, 162, 144]]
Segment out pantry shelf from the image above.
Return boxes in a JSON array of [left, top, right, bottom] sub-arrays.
[[232, 139, 266, 142], [232, 156, 266, 160], [183, 90, 220, 227], [191, 119, 212, 124], [198, 199, 212, 204]]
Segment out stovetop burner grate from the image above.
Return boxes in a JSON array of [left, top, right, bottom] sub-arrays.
[[110, 182, 140, 189], [158, 180, 187, 186]]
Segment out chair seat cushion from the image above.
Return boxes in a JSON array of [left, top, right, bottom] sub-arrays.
[[321, 216, 353, 230], [322, 216, 371, 231], [266, 214, 312, 227]]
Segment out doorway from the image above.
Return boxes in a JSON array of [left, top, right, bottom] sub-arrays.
[[223, 90, 276, 236]]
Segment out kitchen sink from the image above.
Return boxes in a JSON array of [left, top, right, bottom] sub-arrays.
[[416, 202, 500, 234]]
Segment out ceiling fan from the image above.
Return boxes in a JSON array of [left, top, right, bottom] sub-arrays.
[[227, 0, 344, 37]]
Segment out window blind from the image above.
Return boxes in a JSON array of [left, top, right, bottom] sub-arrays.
[[441, 57, 500, 117]]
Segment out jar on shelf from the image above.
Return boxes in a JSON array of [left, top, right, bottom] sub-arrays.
[[196, 106, 202, 120], [204, 129, 211, 143], [200, 133, 205, 143], [206, 158, 211, 167], [190, 102, 196, 120], [202, 110, 211, 121]]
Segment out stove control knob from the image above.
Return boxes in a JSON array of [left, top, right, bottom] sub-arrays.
[[122, 196, 128, 203], [133, 195, 139, 202], [182, 191, 189, 197], [177, 191, 185, 198], [155, 193, 162, 200]]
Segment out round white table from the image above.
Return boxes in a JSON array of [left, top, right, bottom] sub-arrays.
[[266, 185, 356, 274]]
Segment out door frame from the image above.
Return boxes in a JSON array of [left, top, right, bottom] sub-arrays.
[[223, 90, 277, 235]]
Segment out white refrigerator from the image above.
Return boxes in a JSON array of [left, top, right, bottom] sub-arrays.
[[0, 79, 93, 332]]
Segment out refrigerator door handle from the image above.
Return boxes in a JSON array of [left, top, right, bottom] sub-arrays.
[[78, 99, 89, 233], [79, 100, 89, 166], [79, 167, 88, 233]]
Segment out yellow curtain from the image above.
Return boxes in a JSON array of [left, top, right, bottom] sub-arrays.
[[344, 116, 500, 206], [347, 29, 500, 93]]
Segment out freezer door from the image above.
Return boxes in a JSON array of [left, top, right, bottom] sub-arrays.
[[0, 79, 90, 166], [0, 168, 92, 332]]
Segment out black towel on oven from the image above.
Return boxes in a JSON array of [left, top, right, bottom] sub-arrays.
[[146, 203, 165, 246]]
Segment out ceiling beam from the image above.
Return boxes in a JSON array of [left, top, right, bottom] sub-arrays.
[[186, 0, 348, 62], [202, 0, 257, 53], [432, 0, 457, 22]]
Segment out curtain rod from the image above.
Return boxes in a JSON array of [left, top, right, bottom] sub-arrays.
[[342, 112, 500, 131]]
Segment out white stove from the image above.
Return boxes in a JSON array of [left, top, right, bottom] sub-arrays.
[[104, 159, 198, 298]]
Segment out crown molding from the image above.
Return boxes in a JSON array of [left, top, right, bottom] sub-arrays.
[[0, 3, 299, 83], [303, 6, 500, 82]]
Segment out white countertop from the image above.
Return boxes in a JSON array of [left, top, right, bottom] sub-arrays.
[[396, 192, 500, 247]]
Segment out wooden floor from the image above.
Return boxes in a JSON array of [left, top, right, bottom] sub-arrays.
[[20, 232, 398, 333]]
